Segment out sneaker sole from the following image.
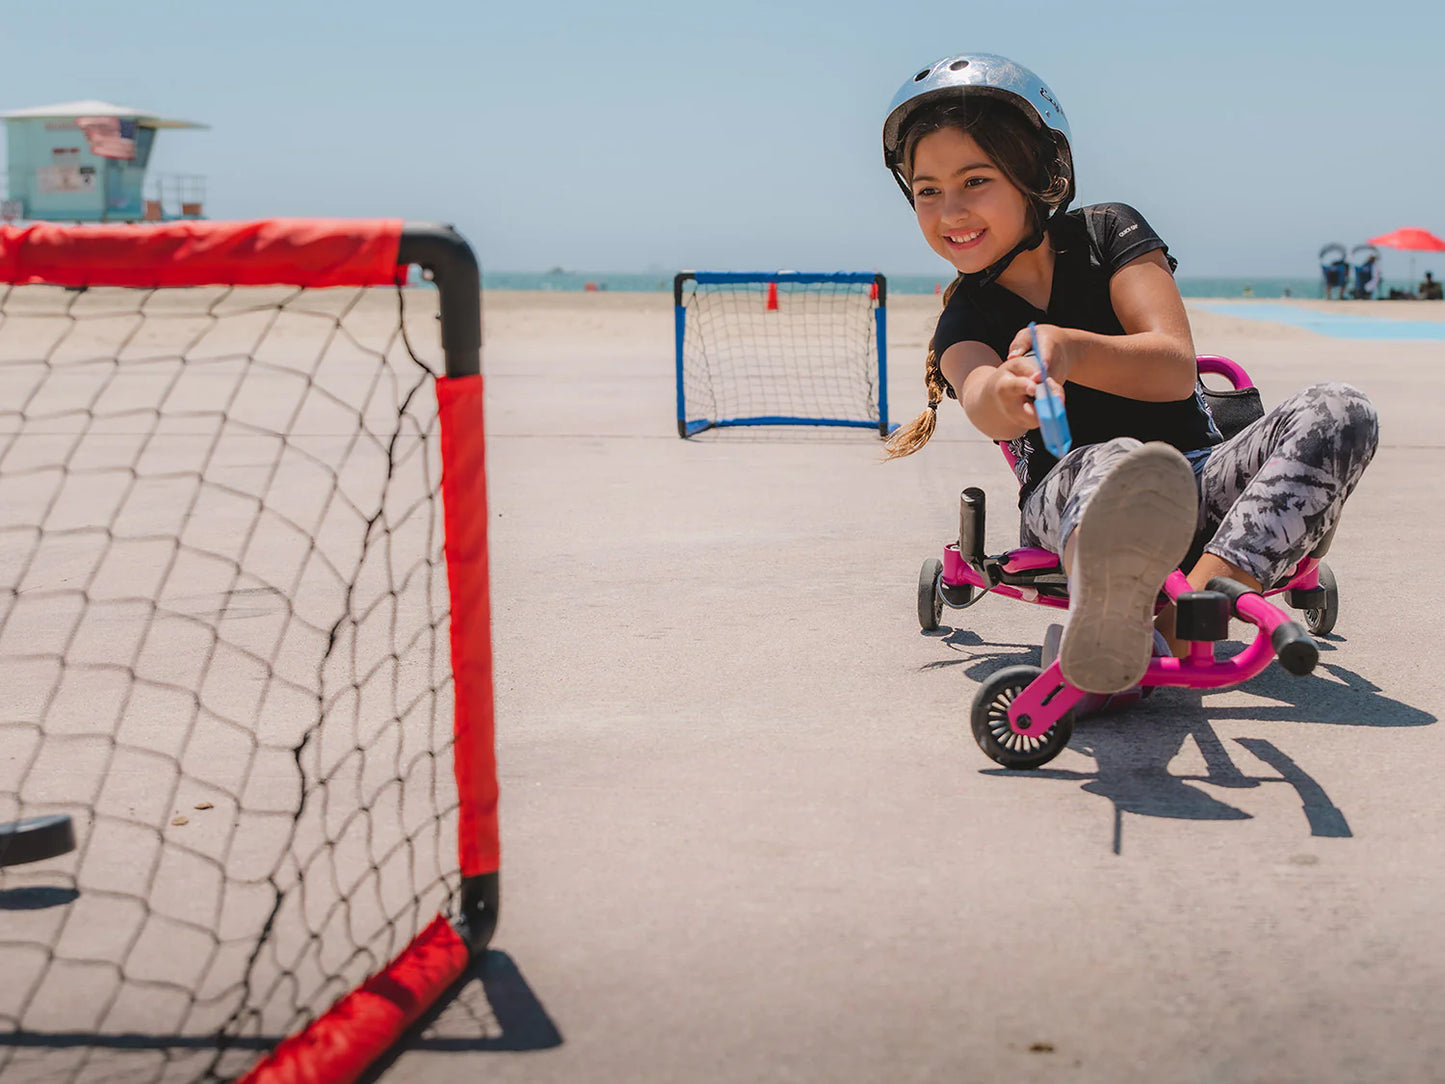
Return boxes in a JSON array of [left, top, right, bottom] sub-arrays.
[[1060, 444, 1198, 694]]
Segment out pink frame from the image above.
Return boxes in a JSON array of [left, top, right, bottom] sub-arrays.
[[943, 354, 1321, 739]]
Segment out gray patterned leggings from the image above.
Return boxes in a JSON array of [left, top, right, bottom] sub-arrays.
[[1020, 382, 1379, 588]]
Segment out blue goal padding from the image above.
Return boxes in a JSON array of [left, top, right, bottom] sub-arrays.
[[690, 271, 879, 286]]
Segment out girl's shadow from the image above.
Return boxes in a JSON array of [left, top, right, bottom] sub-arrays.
[[1203, 635, 1435, 729], [967, 633, 1435, 853], [922, 625, 1037, 682]]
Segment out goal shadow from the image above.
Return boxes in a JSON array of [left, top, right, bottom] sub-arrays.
[[0, 949, 559, 1080], [357, 950, 563, 1081]]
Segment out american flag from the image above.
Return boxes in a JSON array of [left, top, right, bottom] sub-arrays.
[[77, 116, 137, 160]]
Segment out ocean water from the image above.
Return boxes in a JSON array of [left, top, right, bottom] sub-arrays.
[[475, 269, 1358, 299]]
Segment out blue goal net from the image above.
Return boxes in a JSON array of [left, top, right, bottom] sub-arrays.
[[674, 271, 891, 438]]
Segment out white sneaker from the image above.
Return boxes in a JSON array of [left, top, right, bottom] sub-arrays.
[[1059, 443, 1198, 695]]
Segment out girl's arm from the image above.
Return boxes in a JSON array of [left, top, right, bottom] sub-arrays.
[[1007, 250, 1198, 402], [939, 339, 1054, 442]]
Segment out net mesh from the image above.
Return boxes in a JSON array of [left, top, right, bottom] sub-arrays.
[[0, 282, 460, 1083], [678, 277, 881, 431]]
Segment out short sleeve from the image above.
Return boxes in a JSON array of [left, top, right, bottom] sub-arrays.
[[1083, 203, 1178, 276], [929, 288, 1011, 383]]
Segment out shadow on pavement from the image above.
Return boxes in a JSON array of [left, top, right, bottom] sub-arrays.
[[361, 950, 562, 1082], [922, 626, 1037, 680], [1207, 637, 1436, 728], [986, 708, 1354, 854], [969, 633, 1433, 853], [0, 950, 559, 1082], [0, 885, 79, 910]]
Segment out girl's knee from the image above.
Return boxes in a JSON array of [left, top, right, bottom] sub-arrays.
[[1318, 382, 1378, 452], [1295, 382, 1379, 454]]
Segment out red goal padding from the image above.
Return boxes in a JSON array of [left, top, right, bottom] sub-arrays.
[[238, 916, 472, 1084], [0, 218, 406, 288]]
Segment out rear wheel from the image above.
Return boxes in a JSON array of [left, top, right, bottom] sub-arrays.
[[918, 558, 943, 631], [970, 665, 1074, 770], [1303, 561, 1339, 636]]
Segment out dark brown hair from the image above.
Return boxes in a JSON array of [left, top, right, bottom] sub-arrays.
[[883, 98, 1069, 460]]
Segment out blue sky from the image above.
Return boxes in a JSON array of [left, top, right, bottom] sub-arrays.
[[5, 0, 1443, 279]]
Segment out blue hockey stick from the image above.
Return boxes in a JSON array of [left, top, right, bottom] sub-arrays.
[[1028, 321, 1072, 457]]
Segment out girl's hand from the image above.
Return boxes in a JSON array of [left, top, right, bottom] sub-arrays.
[[1006, 323, 1078, 386], [993, 354, 1065, 431]]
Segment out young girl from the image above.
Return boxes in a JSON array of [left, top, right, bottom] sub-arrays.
[[881, 53, 1379, 696]]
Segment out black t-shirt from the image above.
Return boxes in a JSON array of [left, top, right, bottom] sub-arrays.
[[931, 202, 1220, 504]]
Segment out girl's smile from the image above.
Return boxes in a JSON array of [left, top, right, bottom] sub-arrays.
[[942, 227, 987, 252]]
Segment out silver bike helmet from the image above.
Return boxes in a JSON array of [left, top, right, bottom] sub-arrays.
[[882, 53, 1074, 209]]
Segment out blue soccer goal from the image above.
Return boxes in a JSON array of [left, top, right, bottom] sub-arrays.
[[674, 271, 893, 438]]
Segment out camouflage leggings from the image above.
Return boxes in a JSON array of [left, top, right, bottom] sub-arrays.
[[1020, 382, 1379, 588]]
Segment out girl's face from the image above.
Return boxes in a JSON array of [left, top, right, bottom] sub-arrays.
[[909, 126, 1033, 274]]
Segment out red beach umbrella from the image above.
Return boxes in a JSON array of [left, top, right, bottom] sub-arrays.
[[1364, 227, 1445, 288], [1366, 227, 1445, 251]]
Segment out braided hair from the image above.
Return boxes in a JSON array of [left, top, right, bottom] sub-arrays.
[[882, 273, 963, 460]]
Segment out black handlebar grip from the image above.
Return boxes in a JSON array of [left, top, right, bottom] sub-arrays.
[[1204, 576, 1318, 675], [959, 487, 986, 566], [1205, 575, 1255, 614], [1271, 622, 1319, 676]]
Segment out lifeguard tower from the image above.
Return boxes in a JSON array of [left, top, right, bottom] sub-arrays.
[[1, 100, 207, 223]]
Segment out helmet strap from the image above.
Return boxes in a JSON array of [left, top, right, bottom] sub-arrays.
[[890, 168, 915, 205], [964, 200, 1053, 289]]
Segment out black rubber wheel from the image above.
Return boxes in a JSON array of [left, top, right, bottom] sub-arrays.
[[970, 665, 1074, 770], [0, 814, 76, 868], [1303, 561, 1338, 636], [918, 557, 943, 631]]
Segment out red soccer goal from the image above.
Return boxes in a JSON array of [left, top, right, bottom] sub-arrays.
[[0, 219, 498, 1083]]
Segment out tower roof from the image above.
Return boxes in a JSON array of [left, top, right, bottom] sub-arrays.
[[1, 100, 207, 129]]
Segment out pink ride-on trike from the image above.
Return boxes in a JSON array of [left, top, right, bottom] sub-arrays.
[[917, 356, 1341, 771]]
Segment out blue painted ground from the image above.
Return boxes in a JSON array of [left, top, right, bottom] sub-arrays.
[[1191, 302, 1445, 341]]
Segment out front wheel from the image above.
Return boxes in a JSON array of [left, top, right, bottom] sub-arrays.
[[970, 665, 1074, 770], [918, 557, 943, 631], [1303, 561, 1338, 636]]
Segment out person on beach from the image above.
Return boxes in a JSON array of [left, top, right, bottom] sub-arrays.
[[1323, 259, 1348, 300], [1352, 256, 1380, 300], [879, 53, 1379, 700]]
